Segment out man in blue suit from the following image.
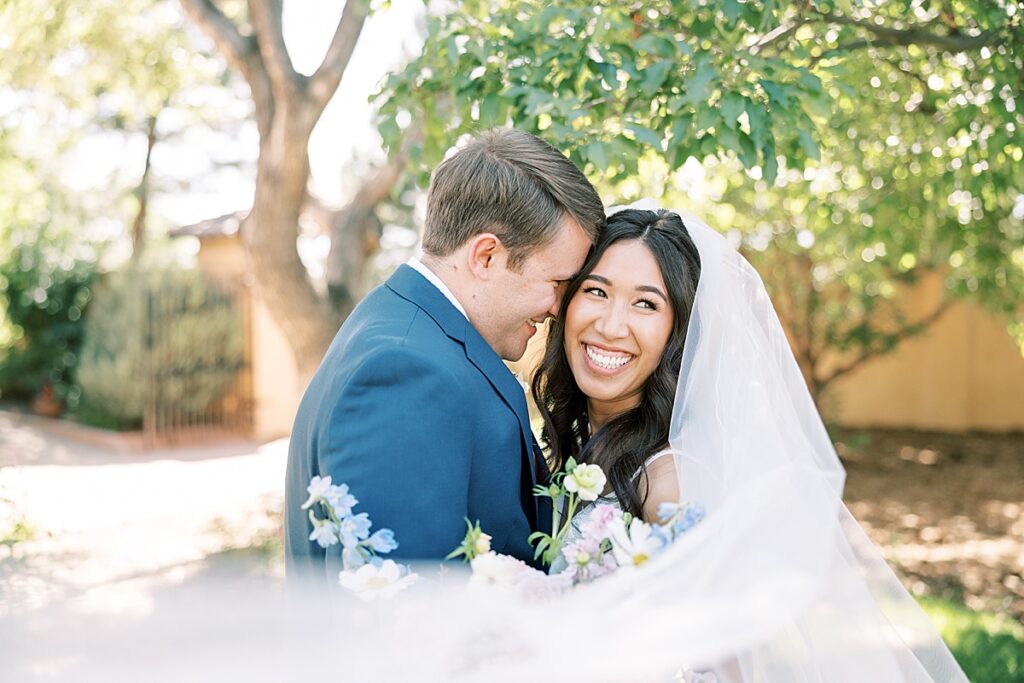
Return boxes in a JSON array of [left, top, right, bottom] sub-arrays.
[[285, 129, 605, 584]]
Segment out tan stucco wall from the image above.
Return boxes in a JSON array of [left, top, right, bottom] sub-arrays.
[[827, 275, 1024, 432], [195, 236, 300, 440], [249, 285, 300, 440]]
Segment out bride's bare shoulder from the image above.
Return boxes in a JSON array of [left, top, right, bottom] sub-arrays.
[[640, 449, 679, 523]]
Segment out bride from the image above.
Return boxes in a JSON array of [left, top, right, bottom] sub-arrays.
[[531, 201, 968, 682]]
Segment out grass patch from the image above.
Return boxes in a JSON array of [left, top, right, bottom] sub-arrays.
[[920, 596, 1024, 683]]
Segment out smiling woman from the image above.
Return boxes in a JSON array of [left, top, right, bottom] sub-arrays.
[[565, 240, 675, 426], [531, 209, 702, 520]]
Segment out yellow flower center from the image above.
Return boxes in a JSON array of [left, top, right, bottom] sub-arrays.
[[366, 576, 392, 589], [633, 553, 649, 566]]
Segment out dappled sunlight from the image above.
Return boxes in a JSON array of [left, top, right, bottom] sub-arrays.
[[840, 429, 1024, 620], [1, 417, 286, 614]]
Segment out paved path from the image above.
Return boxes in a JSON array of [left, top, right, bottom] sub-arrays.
[[0, 411, 287, 614]]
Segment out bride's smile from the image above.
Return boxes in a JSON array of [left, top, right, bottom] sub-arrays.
[[564, 239, 674, 420]]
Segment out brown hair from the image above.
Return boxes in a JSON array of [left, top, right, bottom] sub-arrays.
[[423, 129, 604, 268]]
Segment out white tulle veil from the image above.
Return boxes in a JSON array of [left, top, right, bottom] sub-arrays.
[[1, 202, 967, 683], [602, 198, 968, 681]]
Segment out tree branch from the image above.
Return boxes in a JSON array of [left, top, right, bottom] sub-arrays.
[[246, 0, 299, 97], [814, 11, 996, 54], [178, 0, 257, 78], [817, 298, 955, 389], [750, 20, 805, 54], [308, 0, 370, 111]]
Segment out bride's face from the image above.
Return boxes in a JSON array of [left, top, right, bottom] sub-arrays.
[[563, 239, 674, 413]]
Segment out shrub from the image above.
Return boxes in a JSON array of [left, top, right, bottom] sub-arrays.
[[0, 237, 99, 405], [75, 266, 244, 430]]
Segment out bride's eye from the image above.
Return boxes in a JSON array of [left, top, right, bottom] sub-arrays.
[[582, 286, 607, 298], [636, 298, 658, 311]]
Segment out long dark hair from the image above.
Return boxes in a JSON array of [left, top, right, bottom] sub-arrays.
[[531, 209, 701, 518]]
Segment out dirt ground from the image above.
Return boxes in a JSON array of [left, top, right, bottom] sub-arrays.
[[837, 428, 1024, 623]]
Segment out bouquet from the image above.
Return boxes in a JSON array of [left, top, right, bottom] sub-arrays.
[[304, 458, 704, 599]]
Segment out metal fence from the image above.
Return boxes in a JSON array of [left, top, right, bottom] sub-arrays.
[[141, 274, 254, 446]]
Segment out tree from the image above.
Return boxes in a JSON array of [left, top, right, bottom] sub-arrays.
[[0, 0, 247, 259], [376, 1, 1023, 402], [179, 0, 410, 381]]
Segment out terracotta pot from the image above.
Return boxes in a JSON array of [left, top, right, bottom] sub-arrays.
[[32, 384, 64, 419]]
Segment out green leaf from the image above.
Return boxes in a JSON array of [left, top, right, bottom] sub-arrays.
[[738, 132, 758, 168], [745, 100, 772, 148], [718, 125, 742, 158], [681, 59, 718, 106], [378, 116, 401, 149], [640, 60, 673, 97], [798, 129, 820, 161], [720, 92, 745, 129], [722, 0, 742, 27], [762, 141, 779, 184], [801, 91, 832, 119], [760, 80, 792, 109], [626, 123, 663, 150], [479, 93, 506, 127], [695, 105, 719, 132], [593, 60, 618, 89]]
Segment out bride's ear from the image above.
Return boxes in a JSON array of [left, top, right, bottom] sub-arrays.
[[466, 232, 505, 280]]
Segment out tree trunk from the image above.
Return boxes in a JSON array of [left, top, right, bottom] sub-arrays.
[[178, 0, 374, 384], [245, 110, 340, 382], [129, 113, 160, 261]]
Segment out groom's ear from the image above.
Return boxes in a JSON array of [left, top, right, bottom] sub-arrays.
[[466, 232, 504, 280]]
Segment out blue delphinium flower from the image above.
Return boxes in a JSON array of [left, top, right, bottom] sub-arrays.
[[326, 483, 358, 518], [308, 513, 340, 548], [339, 512, 372, 548], [366, 528, 398, 553], [676, 503, 706, 534]]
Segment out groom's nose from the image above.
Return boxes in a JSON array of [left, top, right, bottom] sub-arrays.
[[547, 286, 566, 319]]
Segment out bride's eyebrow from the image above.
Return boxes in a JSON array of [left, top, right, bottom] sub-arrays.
[[585, 275, 667, 302], [637, 285, 668, 302]]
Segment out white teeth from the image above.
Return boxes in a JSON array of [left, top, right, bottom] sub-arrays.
[[585, 344, 632, 370]]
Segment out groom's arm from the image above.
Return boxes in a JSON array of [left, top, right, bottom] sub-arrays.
[[319, 345, 473, 562]]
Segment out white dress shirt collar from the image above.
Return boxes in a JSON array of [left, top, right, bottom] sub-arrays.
[[406, 257, 469, 319]]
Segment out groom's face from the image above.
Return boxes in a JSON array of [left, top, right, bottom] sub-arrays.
[[484, 215, 592, 361]]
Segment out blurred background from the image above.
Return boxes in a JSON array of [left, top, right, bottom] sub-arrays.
[[0, 1, 1021, 680]]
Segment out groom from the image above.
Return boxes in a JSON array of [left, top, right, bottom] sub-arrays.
[[285, 129, 604, 583]]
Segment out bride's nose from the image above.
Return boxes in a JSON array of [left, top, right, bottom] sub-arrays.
[[594, 303, 629, 339]]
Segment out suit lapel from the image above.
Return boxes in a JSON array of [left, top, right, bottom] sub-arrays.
[[386, 265, 544, 523]]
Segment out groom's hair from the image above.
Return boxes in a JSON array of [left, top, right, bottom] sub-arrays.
[[422, 128, 604, 269]]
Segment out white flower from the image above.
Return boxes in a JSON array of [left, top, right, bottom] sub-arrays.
[[564, 463, 607, 502], [473, 532, 492, 556], [308, 514, 339, 548], [609, 517, 664, 567], [469, 552, 532, 586], [338, 560, 418, 601], [301, 475, 334, 509], [470, 552, 570, 598]]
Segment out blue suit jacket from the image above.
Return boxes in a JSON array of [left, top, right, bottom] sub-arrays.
[[285, 265, 551, 583]]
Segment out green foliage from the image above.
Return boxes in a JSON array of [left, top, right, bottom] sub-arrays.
[[377, 1, 1024, 396], [377, 1, 829, 185], [0, 228, 100, 403], [0, 0, 248, 258], [919, 596, 1024, 683], [75, 266, 244, 430]]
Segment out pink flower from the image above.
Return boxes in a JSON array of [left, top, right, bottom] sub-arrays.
[[580, 503, 622, 540]]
